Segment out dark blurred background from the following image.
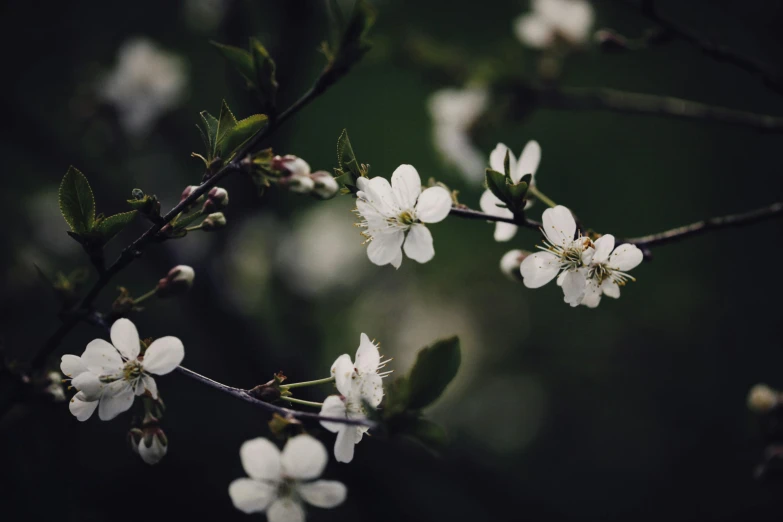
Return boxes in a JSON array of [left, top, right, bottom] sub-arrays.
[[1, 0, 783, 520]]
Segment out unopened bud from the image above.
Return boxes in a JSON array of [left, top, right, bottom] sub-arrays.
[[288, 174, 315, 194], [43, 371, 66, 402], [201, 212, 227, 231], [272, 155, 311, 177], [311, 171, 340, 199], [130, 425, 168, 465], [500, 250, 529, 282], [748, 384, 779, 414], [594, 29, 629, 52], [203, 187, 229, 212], [156, 265, 195, 298]]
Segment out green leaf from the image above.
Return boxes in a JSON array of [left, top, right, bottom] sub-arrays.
[[211, 41, 255, 84], [323, 0, 376, 76], [405, 336, 461, 410], [199, 111, 219, 160], [59, 167, 96, 234], [485, 168, 510, 203], [94, 211, 137, 244], [215, 100, 238, 157], [250, 38, 278, 113], [337, 129, 363, 176], [219, 114, 268, 160]]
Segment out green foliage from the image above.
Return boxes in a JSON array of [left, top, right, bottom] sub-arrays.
[[484, 167, 531, 215], [59, 167, 95, 234], [334, 129, 369, 194], [321, 0, 376, 81], [197, 101, 268, 165], [211, 39, 278, 115], [93, 211, 138, 243]]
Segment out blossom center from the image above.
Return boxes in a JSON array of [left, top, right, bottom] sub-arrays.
[[397, 210, 415, 226], [123, 360, 144, 382], [539, 235, 593, 271]]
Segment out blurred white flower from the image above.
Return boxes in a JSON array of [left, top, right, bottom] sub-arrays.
[[514, 0, 595, 49], [101, 38, 187, 136], [320, 333, 389, 463], [355, 165, 452, 268], [428, 87, 489, 183], [183, 0, 228, 32], [519, 205, 594, 306], [479, 141, 542, 241], [500, 249, 528, 281], [579, 234, 643, 308], [60, 318, 184, 421], [45, 371, 66, 402], [229, 435, 347, 522], [277, 202, 367, 296]]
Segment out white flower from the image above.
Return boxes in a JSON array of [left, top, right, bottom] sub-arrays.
[[579, 234, 643, 308], [320, 333, 390, 463], [428, 87, 489, 183], [132, 426, 168, 465], [514, 0, 595, 49], [479, 141, 542, 241], [355, 165, 452, 268], [311, 172, 340, 200], [45, 371, 66, 402], [229, 435, 347, 522], [500, 249, 528, 281], [101, 38, 187, 136], [519, 205, 594, 306], [60, 318, 185, 421]]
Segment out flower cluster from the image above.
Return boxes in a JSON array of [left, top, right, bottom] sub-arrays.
[[273, 155, 340, 199], [519, 206, 643, 307]]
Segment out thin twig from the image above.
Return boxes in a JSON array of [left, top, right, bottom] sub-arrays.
[[449, 206, 541, 228]]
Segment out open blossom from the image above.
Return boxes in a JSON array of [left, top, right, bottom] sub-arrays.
[[60, 318, 184, 421], [428, 87, 489, 183], [514, 0, 594, 49], [519, 205, 594, 306], [355, 165, 452, 268], [229, 435, 346, 522], [320, 333, 390, 463], [579, 234, 643, 308], [479, 141, 542, 241]]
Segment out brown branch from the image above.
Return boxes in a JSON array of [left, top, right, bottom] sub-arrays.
[[449, 205, 541, 228]]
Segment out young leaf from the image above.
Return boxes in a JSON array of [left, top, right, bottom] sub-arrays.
[[211, 41, 255, 83], [485, 168, 510, 203], [405, 336, 461, 410], [250, 38, 278, 113], [323, 0, 376, 76], [219, 114, 268, 160], [215, 100, 238, 157], [59, 167, 96, 234], [94, 211, 138, 244], [199, 111, 219, 159]]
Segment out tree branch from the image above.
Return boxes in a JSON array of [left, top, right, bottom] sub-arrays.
[[449, 206, 541, 228]]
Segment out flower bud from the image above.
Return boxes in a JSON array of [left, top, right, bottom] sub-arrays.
[[180, 185, 205, 204], [500, 250, 529, 282], [272, 155, 311, 177], [201, 212, 227, 231], [130, 425, 168, 465], [202, 187, 229, 212], [288, 174, 315, 194], [311, 171, 340, 199], [44, 371, 66, 402], [748, 384, 779, 414], [156, 265, 195, 298]]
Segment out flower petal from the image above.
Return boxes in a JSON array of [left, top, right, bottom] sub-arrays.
[[98, 380, 135, 421], [541, 205, 576, 247], [358, 373, 384, 408], [354, 333, 380, 375], [390, 164, 421, 210], [69, 392, 98, 422], [592, 234, 615, 264], [561, 269, 587, 307], [60, 354, 88, 378], [297, 480, 347, 509], [240, 437, 282, 482], [142, 336, 184, 375], [267, 499, 305, 522], [362, 176, 399, 217], [514, 13, 554, 49], [494, 222, 518, 242], [403, 224, 435, 263], [81, 339, 124, 376], [366, 229, 404, 267], [331, 354, 355, 397], [609, 244, 644, 271], [488, 143, 514, 174], [390, 248, 403, 269], [581, 280, 602, 308], [520, 252, 560, 288], [601, 279, 621, 298], [110, 318, 140, 360], [416, 186, 452, 223], [71, 372, 105, 400], [141, 374, 158, 399], [281, 434, 327, 480], [319, 395, 347, 433], [479, 190, 513, 219], [515, 140, 541, 184], [228, 478, 276, 514], [333, 425, 356, 464]]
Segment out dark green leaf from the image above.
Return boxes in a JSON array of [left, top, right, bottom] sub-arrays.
[[250, 38, 278, 113], [59, 167, 95, 234], [199, 111, 219, 159], [94, 211, 137, 244], [337, 129, 363, 178], [503, 149, 511, 178], [215, 100, 238, 157], [323, 0, 376, 76], [406, 418, 448, 450], [406, 336, 461, 410], [485, 168, 510, 203], [219, 114, 268, 160], [211, 41, 255, 83]]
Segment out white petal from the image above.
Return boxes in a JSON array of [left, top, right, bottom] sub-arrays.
[[363, 176, 399, 217], [520, 252, 560, 288], [319, 395, 348, 433], [390, 164, 421, 210], [267, 499, 305, 522], [366, 229, 404, 267], [297, 480, 347, 509], [601, 279, 621, 299], [69, 392, 98, 421], [581, 280, 602, 308], [330, 354, 355, 397], [390, 248, 403, 269], [60, 354, 87, 378], [479, 190, 513, 219], [515, 140, 541, 184], [609, 244, 644, 271], [138, 435, 167, 465], [494, 222, 518, 242], [358, 373, 384, 408], [141, 374, 158, 399], [228, 478, 276, 514], [110, 318, 140, 360], [488, 143, 513, 174], [561, 269, 587, 307], [556, 270, 566, 287], [281, 434, 327, 480], [71, 372, 105, 400], [514, 13, 554, 49], [142, 336, 184, 375], [240, 437, 282, 481], [98, 380, 135, 421], [403, 224, 435, 263], [592, 234, 615, 264], [333, 425, 356, 464], [416, 186, 452, 223], [81, 339, 124, 375], [541, 206, 576, 247], [354, 333, 380, 375]]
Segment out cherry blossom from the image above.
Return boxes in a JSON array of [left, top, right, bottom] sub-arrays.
[[579, 234, 643, 308], [514, 0, 594, 49]]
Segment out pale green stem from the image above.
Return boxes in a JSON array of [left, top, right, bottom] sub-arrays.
[[132, 288, 158, 305], [529, 186, 557, 208], [280, 397, 323, 408], [184, 224, 203, 232], [282, 376, 335, 390]]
